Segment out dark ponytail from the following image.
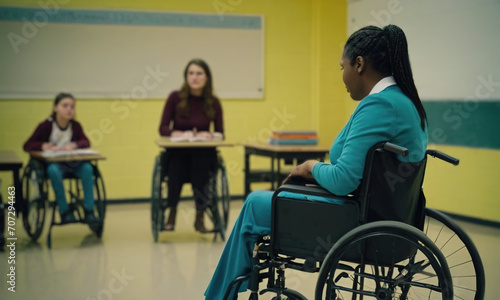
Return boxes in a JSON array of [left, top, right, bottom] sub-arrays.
[[344, 25, 427, 131]]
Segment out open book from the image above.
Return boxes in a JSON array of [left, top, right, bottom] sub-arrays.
[[170, 132, 223, 142], [41, 148, 100, 158]]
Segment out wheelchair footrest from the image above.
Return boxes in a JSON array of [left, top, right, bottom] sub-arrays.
[[284, 259, 319, 273]]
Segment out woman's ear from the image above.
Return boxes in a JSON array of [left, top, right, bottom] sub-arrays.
[[355, 56, 365, 74]]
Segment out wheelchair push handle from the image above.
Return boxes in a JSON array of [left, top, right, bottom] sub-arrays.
[[426, 149, 460, 165], [382, 142, 409, 157]]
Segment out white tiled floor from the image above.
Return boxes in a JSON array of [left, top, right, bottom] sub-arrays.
[[0, 201, 498, 300]]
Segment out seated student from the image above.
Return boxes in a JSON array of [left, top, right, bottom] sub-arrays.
[[23, 92, 98, 224], [159, 58, 224, 233], [204, 24, 428, 299]]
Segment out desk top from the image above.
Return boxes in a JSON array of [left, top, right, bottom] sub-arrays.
[[156, 137, 233, 148], [30, 151, 106, 163], [242, 142, 330, 153], [0, 151, 23, 169]]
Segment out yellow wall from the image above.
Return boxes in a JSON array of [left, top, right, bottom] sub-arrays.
[[423, 144, 500, 221], [1, 0, 498, 223], [0, 1, 347, 201]]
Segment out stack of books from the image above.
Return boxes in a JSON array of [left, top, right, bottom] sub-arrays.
[[269, 130, 318, 145]]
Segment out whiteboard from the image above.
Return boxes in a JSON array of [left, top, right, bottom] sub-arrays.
[[347, 0, 500, 101], [0, 7, 264, 99]]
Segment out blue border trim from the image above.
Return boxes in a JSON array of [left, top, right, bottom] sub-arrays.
[[0, 6, 261, 29]]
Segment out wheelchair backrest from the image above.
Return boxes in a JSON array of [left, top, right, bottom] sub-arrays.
[[270, 143, 428, 265], [358, 145, 427, 230]]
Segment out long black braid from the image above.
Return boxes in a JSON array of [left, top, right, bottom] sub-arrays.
[[344, 25, 427, 131]]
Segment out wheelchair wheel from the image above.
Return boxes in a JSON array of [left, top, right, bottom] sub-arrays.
[[22, 160, 48, 241], [315, 221, 453, 300], [423, 208, 485, 300], [91, 166, 106, 237], [216, 158, 230, 230], [151, 155, 164, 242], [206, 157, 230, 241]]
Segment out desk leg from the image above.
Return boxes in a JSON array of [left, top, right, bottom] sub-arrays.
[[13, 168, 23, 218], [276, 155, 281, 190], [0, 184, 4, 249], [244, 149, 250, 199], [270, 154, 275, 191]]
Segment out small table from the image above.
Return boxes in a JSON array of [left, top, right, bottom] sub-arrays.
[[156, 137, 233, 148], [242, 143, 329, 198], [29, 151, 106, 163], [0, 151, 23, 201], [0, 151, 23, 248]]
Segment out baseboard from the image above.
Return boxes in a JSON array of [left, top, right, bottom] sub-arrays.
[[106, 194, 246, 205], [104, 197, 500, 228], [438, 210, 500, 228]]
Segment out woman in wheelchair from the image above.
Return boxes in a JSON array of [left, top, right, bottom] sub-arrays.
[[205, 24, 428, 299], [159, 58, 224, 233], [23, 92, 98, 224]]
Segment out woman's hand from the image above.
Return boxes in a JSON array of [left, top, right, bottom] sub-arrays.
[[41, 142, 56, 151], [212, 132, 223, 140], [281, 160, 318, 185], [196, 131, 212, 140], [290, 160, 318, 178], [54, 142, 77, 151], [171, 130, 194, 138]]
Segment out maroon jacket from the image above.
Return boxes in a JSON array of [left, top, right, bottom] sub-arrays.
[[159, 91, 224, 136], [23, 118, 90, 151]]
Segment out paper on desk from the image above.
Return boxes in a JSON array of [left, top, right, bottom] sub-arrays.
[[170, 136, 210, 142], [170, 136, 223, 142], [41, 148, 100, 157]]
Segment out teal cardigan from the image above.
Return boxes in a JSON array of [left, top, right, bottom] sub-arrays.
[[312, 85, 428, 196]]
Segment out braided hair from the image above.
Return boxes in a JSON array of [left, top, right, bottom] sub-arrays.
[[344, 25, 427, 131]]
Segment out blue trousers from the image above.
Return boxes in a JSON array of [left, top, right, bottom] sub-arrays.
[[205, 190, 273, 300], [46, 162, 95, 214], [204, 190, 346, 299]]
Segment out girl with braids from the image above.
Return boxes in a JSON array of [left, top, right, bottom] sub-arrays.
[[159, 59, 224, 233], [205, 24, 427, 299]]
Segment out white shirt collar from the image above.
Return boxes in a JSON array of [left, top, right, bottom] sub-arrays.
[[369, 76, 396, 95]]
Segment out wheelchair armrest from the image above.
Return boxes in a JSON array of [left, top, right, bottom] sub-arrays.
[[284, 176, 319, 186], [273, 183, 345, 199]]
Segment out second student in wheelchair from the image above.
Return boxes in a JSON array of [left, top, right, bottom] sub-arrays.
[[205, 24, 428, 299], [23, 92, 99, 224], [159, 58, 224, 233]]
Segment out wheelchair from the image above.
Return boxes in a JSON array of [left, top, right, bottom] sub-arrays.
[[225, 142, 485, 300], [21, 158, 106, 248], [151, 149, 230, 242]]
